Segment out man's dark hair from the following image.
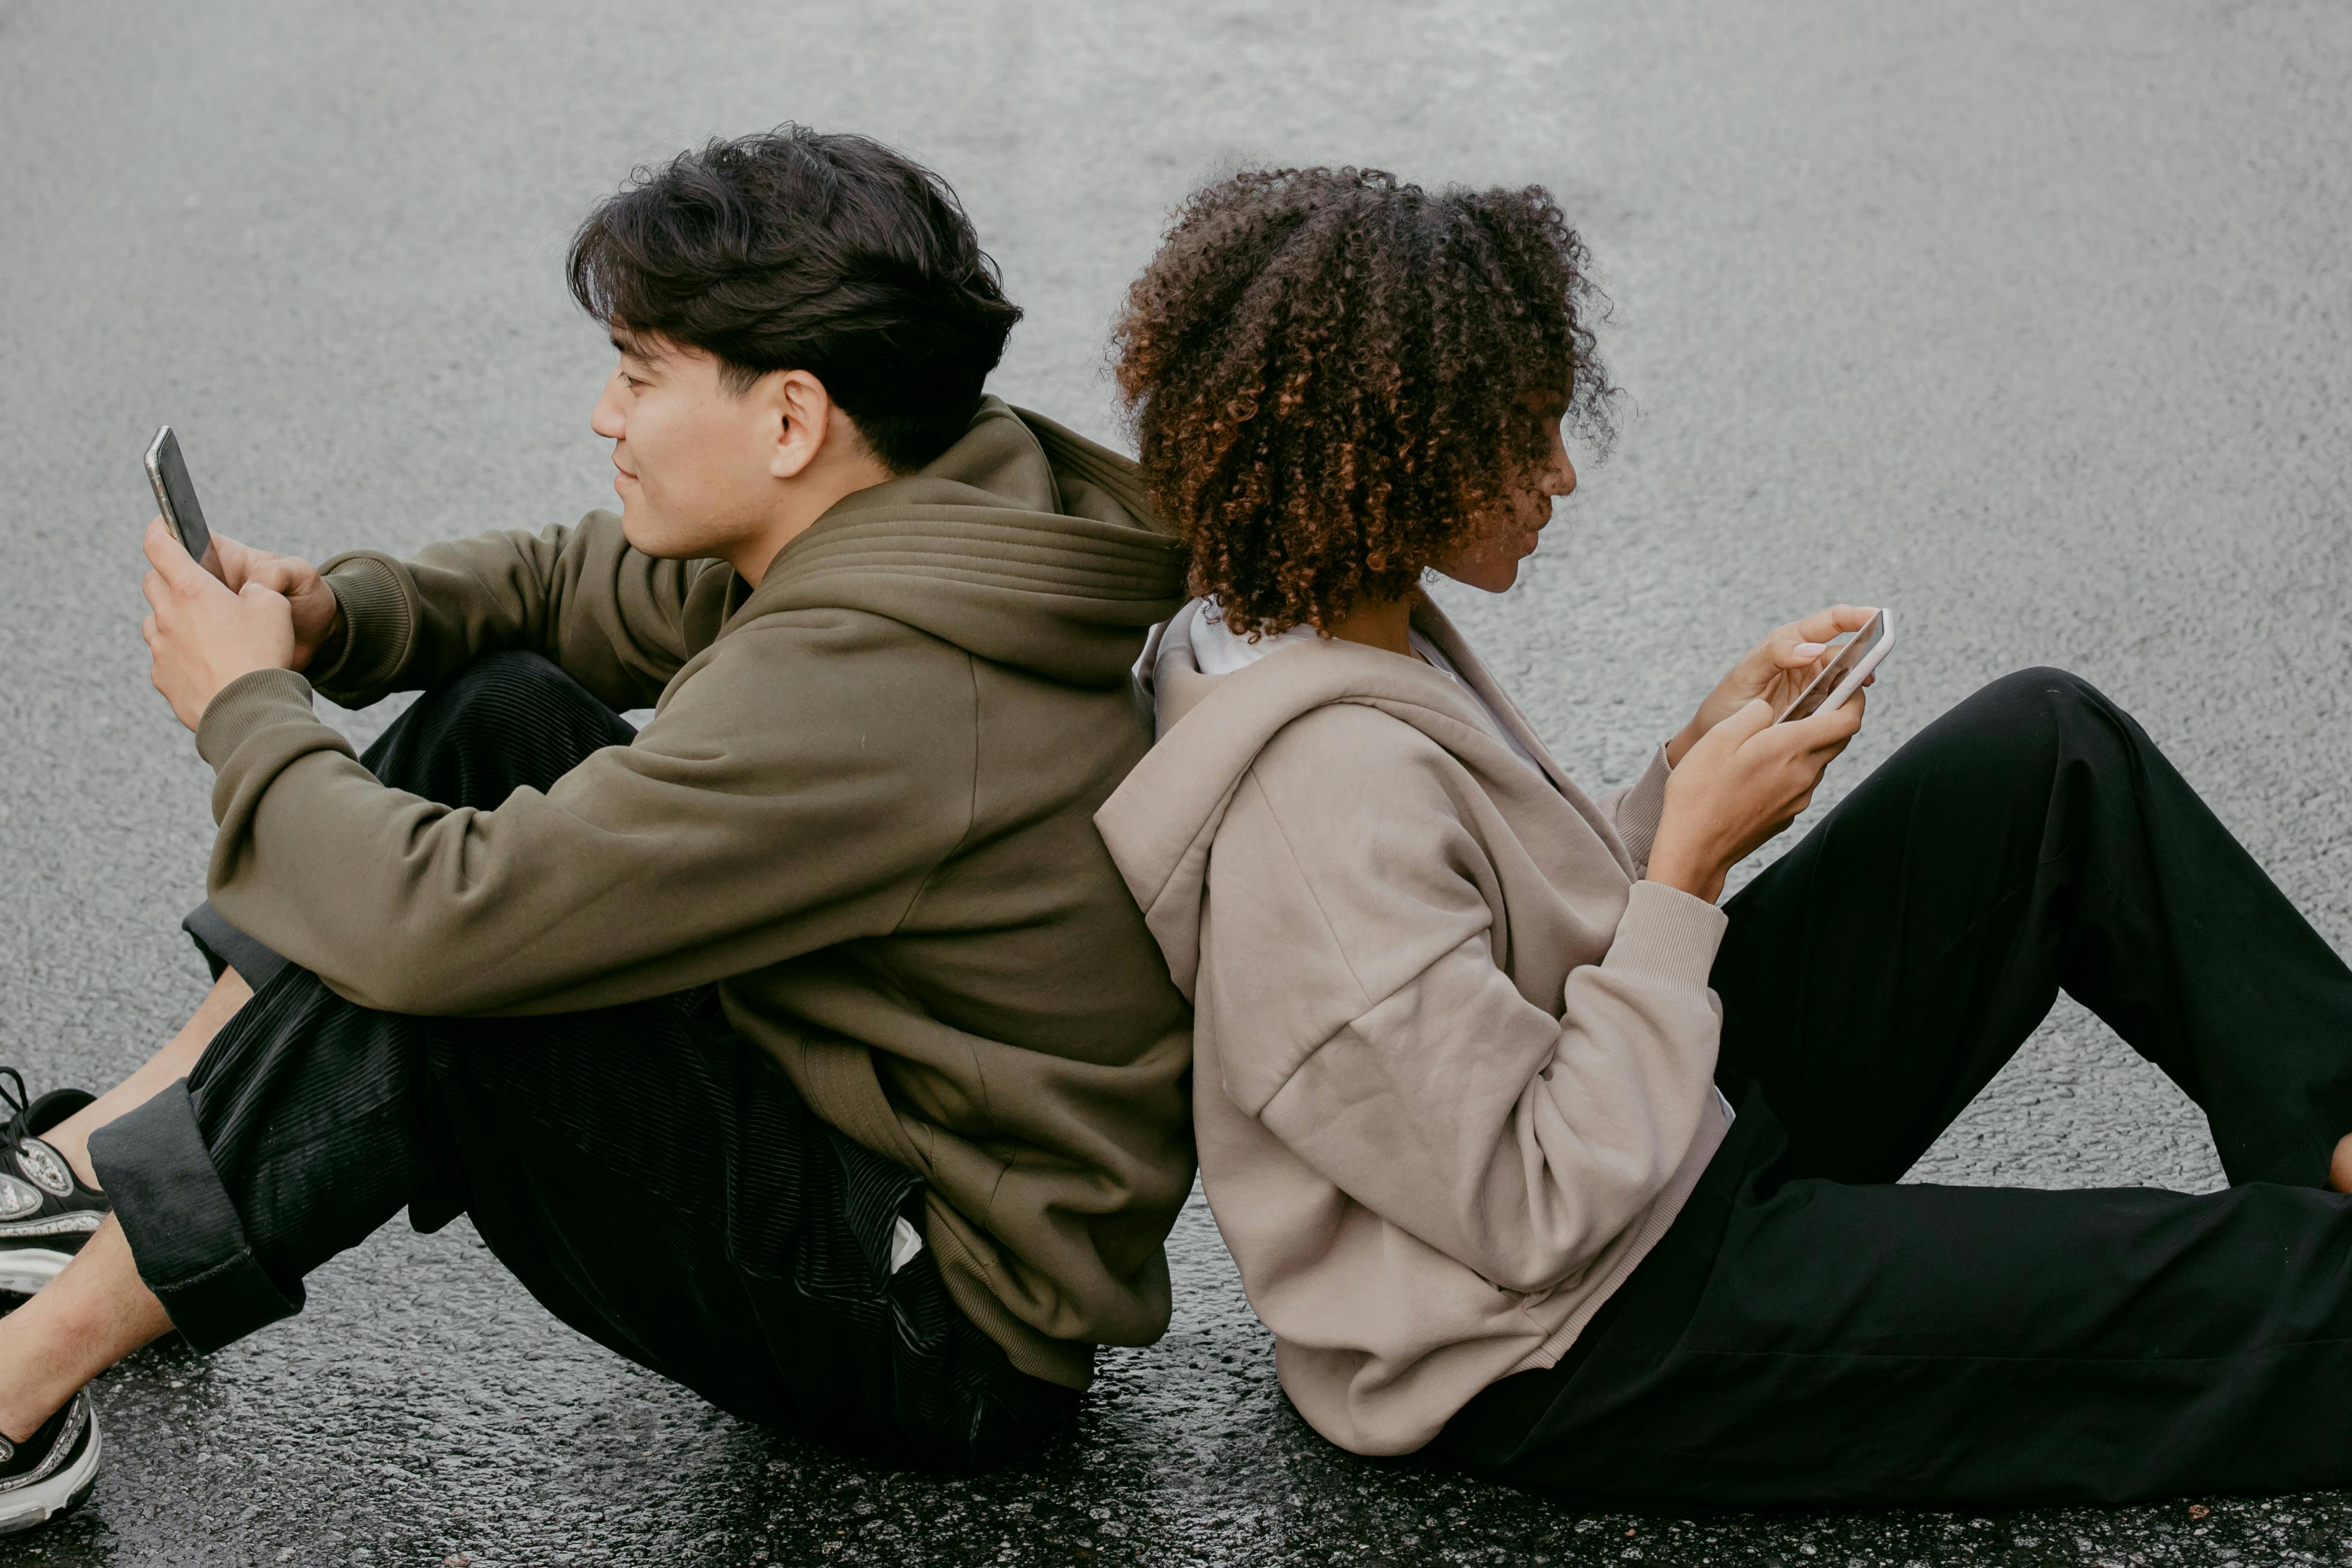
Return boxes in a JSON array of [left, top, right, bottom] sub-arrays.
[[568, 125, 1022, 473]]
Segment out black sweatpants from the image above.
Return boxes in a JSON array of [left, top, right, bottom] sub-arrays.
[[85, 652, 1078, 1471], [1432, 668, 2352, 1506]]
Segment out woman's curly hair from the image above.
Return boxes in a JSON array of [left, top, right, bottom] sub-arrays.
[[1112, 167, 1615, 638]]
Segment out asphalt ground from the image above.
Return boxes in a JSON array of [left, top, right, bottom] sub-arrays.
[[2, 0, 2350, 1562]]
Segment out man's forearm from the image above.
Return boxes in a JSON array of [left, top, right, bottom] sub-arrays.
[[312, 516, 699, 713]]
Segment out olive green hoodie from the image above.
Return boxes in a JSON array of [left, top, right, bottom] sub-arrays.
[[191, 398, 1195, 1387]]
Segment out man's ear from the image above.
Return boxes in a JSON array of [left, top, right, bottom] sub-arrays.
[[765, 369, 835, 481]]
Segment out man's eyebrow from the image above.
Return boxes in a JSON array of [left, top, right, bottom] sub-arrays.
[[610, 329, 661, 363]]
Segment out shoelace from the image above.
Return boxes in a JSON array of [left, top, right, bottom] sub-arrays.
[[0, 1067, 26, 1143], [0, 1068, 27, 1191], [0, 1067, 45, 1165]]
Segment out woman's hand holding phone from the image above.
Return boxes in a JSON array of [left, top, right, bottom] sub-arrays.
[[1666, 604, 1879, 767], [1646, 691, 1866, 904]]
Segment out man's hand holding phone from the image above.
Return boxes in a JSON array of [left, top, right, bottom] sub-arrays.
[[139, 428, 344, 729], [140, 517, 311, 731], [209, 532, 343, 666]]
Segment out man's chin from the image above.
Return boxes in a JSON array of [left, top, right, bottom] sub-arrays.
[[620, 510, 734, 564], [616, 513, 678, 559]]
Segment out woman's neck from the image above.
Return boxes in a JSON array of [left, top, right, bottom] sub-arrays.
[[1323, 593, 1416, 656]]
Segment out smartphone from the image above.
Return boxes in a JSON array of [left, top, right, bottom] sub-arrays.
[[1778, 608, 1894, 723], [144, 426, 226, 580]]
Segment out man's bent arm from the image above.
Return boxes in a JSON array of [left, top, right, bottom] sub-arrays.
[[198, 614, 976, 1016], [309, 510, 715, 714]]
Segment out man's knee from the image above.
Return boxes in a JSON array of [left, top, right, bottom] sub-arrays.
[[405, 650, 620, 755], [364, 650, 629, 803], [426, 650, 589, 725]]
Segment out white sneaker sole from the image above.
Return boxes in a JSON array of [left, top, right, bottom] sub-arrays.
[[0, 1402, 102, 1534], [0, 1249, 74, 1296]]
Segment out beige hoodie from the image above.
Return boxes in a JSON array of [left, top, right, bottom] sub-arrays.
[[1095, 598, 1731, 1455]]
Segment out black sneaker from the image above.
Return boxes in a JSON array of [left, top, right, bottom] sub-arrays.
[[0, 1388, 102, 1534], [0, 1070, 109, 1295]]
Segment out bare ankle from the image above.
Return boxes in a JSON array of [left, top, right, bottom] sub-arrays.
[[0, 1389, 65, 1447], [0, 1219, 174, 1441], [44, 1118, 102, 1194], [42, 967, 253, 1189]]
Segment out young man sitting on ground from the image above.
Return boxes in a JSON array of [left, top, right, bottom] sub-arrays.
[[0, 125, 1195, 1530]]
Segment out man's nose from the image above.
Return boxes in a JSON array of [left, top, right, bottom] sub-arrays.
[[589, 377, 625, 439], [1554, 455, 1578, 497]]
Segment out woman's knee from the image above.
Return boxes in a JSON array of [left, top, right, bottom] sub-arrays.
[[1905, 667, 2126, 796], [1971, 666, 2108, 718], [1949, 667, 2131, 746], [1961, 666, 2157, 791]]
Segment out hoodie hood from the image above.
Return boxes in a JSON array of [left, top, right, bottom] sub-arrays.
[[1099, 598, 1627, 999], [737, 397, 1187, 687]]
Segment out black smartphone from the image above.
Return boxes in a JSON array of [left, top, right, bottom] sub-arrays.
[[143, 426, 226, 580]]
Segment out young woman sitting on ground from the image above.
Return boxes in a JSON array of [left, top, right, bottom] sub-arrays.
[[1094, 165, 2352, 1507]]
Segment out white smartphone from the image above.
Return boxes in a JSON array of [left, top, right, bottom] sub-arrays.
[[1778, 609, 1893, 723]]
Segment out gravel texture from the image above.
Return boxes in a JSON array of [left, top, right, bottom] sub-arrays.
[[2, 0, 2349, 1561]]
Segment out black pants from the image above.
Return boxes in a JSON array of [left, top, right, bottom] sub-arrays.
[[86, 652, 1078, 1471], [1432, 668, 2352, 1506]]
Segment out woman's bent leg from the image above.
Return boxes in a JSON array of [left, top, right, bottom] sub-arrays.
[[1711, 666, 2352, 1186], [1434, 667, 2352, 1503], [1438, 1102, 2352, 1506]]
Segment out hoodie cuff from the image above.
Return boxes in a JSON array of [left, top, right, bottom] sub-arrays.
[[1609, 745, 1674, 872], [308, 553, 413, 702], [194, 668, 321, 770], [1602, 880, 1728, 989], [194, 668, 358, 841]]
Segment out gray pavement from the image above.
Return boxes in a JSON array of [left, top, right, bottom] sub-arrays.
[[3, 0, 2350, 1561]]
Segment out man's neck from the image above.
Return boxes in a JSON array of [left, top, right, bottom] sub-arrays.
[[731, 451, 899, 587]]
